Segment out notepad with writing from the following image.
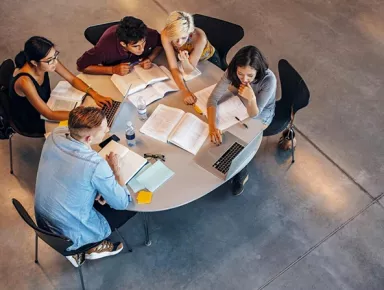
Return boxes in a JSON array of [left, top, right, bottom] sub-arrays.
[[41, 81, 85, 120], [128, 66, 178, 108], [194, 84, 250, 130], [111, 64, 170, 97], [139, 104, 209, 155], [178, 62, 201, 81], [98, 141, 147, 185]]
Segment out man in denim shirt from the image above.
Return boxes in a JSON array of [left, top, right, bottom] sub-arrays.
[[35, 107, 134, 267]]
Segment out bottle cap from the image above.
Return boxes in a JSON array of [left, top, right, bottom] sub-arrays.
[[127, 121, 132, 126]]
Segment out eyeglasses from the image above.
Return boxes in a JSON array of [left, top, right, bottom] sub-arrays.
[[39, 51, 60, 65]]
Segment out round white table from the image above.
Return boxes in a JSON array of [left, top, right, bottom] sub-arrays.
[[46, 59, 264, 245]]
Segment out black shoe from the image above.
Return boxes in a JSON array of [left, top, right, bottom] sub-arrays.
[[232, 174, 249, 196]]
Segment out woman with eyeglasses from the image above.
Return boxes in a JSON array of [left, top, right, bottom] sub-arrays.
[[161, 11, 222, 105], [9, 36, 112, 134]]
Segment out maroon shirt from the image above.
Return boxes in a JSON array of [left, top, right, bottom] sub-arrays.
[[77, 25, 162, 71]]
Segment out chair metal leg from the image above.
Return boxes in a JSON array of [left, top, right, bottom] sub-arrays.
[[114, 227, 133, 252], [35, 233, 39, 263], [142, 213, 151, 246], [78, 265, 85, 290], [9, 133, 14, 174], [290, 128, 295, 164]]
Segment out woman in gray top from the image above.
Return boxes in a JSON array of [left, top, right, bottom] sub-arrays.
[[207, 46, 277, 195]]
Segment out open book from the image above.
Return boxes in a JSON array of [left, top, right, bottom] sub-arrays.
[[178, 62, 201, 81], [194, 84, 250, 130], [139, 104, 209, 155], [128, 66, 178, 108], [111, 64, 169, 97], [42, 81, 85, 120], [98, 140, 147, 185]]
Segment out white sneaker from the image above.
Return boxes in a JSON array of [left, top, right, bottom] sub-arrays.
[[65, 253, 85, 268], [85, 240, 123, 260]]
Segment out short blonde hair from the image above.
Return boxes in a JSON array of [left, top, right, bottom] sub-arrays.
[[165, 11, 195, 40], [69, 106, 105, 139]]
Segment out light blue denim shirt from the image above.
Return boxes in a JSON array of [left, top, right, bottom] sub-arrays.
[[35, 127, 130, 251]]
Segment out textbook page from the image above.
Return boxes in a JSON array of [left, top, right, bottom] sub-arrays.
[[168, 113, 209, 155], [178, 62, 201, 81], [128, 86, 163, 108], [98, 141, 147, 184], [194, 84, 249, 131], [50, 99, 79, 111], [152, 66, 178, 95], [111, 72, 147, 96], [50, 81, 85, 101], [134, 64, 169, 85], [139, 104, 184, 143]]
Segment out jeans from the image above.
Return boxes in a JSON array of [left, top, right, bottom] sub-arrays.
[[94, 202, 136, 230], [207, 50, 225, 71], [232, 165, 249, 185]]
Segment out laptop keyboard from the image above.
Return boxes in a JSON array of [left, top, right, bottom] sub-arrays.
[[102, 100, 121, 127], [212, 142, 245, 174]]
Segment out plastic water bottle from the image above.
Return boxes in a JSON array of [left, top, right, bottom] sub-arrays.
[[137, 96, 148, 121], [125, 121, 136, 147]]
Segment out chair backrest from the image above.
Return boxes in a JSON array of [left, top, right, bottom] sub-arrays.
[[193, 14, 244, 69], [84, 21, 120, 46], [278, 59, 310, 116], [0, 59, 15, 139], [12, 198, 74, 256]]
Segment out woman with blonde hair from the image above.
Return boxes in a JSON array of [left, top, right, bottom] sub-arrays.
[[161, 11, 222, 105]]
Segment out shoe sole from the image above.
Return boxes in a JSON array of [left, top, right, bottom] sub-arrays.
[[66, 256, 80, 268], [85, 245, 124, 260]]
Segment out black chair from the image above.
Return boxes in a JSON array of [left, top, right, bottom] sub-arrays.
[[84, 21, 119, 46], [0, 59, 45, 174], [263, 59, 310, 163], [12, 198, 135, 290], [193, 14, 244, 70]]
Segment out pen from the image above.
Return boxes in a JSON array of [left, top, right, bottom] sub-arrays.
[[235, 116, 248, 129]]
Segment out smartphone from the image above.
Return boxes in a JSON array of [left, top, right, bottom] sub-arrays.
[[99, 134, 120, 148]]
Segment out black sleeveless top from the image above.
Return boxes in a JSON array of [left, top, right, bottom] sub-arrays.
[[9, 72, 51, 134]]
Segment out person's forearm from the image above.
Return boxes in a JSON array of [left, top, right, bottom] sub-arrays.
[[246, 97, 259, 117], [43, 110, 70, 121], [148, 46, 163, 62], [207, 106, 217, 129], [80, 65, 114, 75], [170, 68, 188, 92], [181, 59, 195, 74]]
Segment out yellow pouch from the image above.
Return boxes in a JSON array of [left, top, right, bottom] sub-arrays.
[[136, 190, 152, 204]]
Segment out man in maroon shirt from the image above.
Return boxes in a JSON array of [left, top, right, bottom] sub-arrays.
[[77, 16, 163, 76]]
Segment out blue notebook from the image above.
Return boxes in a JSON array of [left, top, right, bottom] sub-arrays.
[[134, 161, 174, 192]]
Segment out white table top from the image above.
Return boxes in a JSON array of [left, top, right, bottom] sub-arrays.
[[46, 58, 264, 212]]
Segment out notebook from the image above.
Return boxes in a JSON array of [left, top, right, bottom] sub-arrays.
[[111, 64, 170, 97], [128, 66, 178, 108], [41, 81, 85, 120], [178, 62, 201, 81], [128, 160, 174, 193], [194, 84, 250, 130], [98, 140, 147, 185], [139, 104, 209, 155]]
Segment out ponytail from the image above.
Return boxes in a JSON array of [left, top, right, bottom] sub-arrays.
[[15, 51, 27, 68], [15, 36, 54, 68]]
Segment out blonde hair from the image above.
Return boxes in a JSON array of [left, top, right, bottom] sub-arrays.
[[69, 106, 105, 139], [165, 11, 195, 40]]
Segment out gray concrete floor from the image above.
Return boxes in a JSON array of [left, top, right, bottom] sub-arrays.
[[1, 0, 384, 289]]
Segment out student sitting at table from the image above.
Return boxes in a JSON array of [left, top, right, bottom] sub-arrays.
[[77, 16, 163, 75], [10, 36, 112, 134], [207, 45, 277, 196], [161, 11, 222, 105], [35, 106, 135, 267]]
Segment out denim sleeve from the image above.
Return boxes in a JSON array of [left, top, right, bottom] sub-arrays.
[[207, 72, 232, 108], [91, 160, 130, 210]]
